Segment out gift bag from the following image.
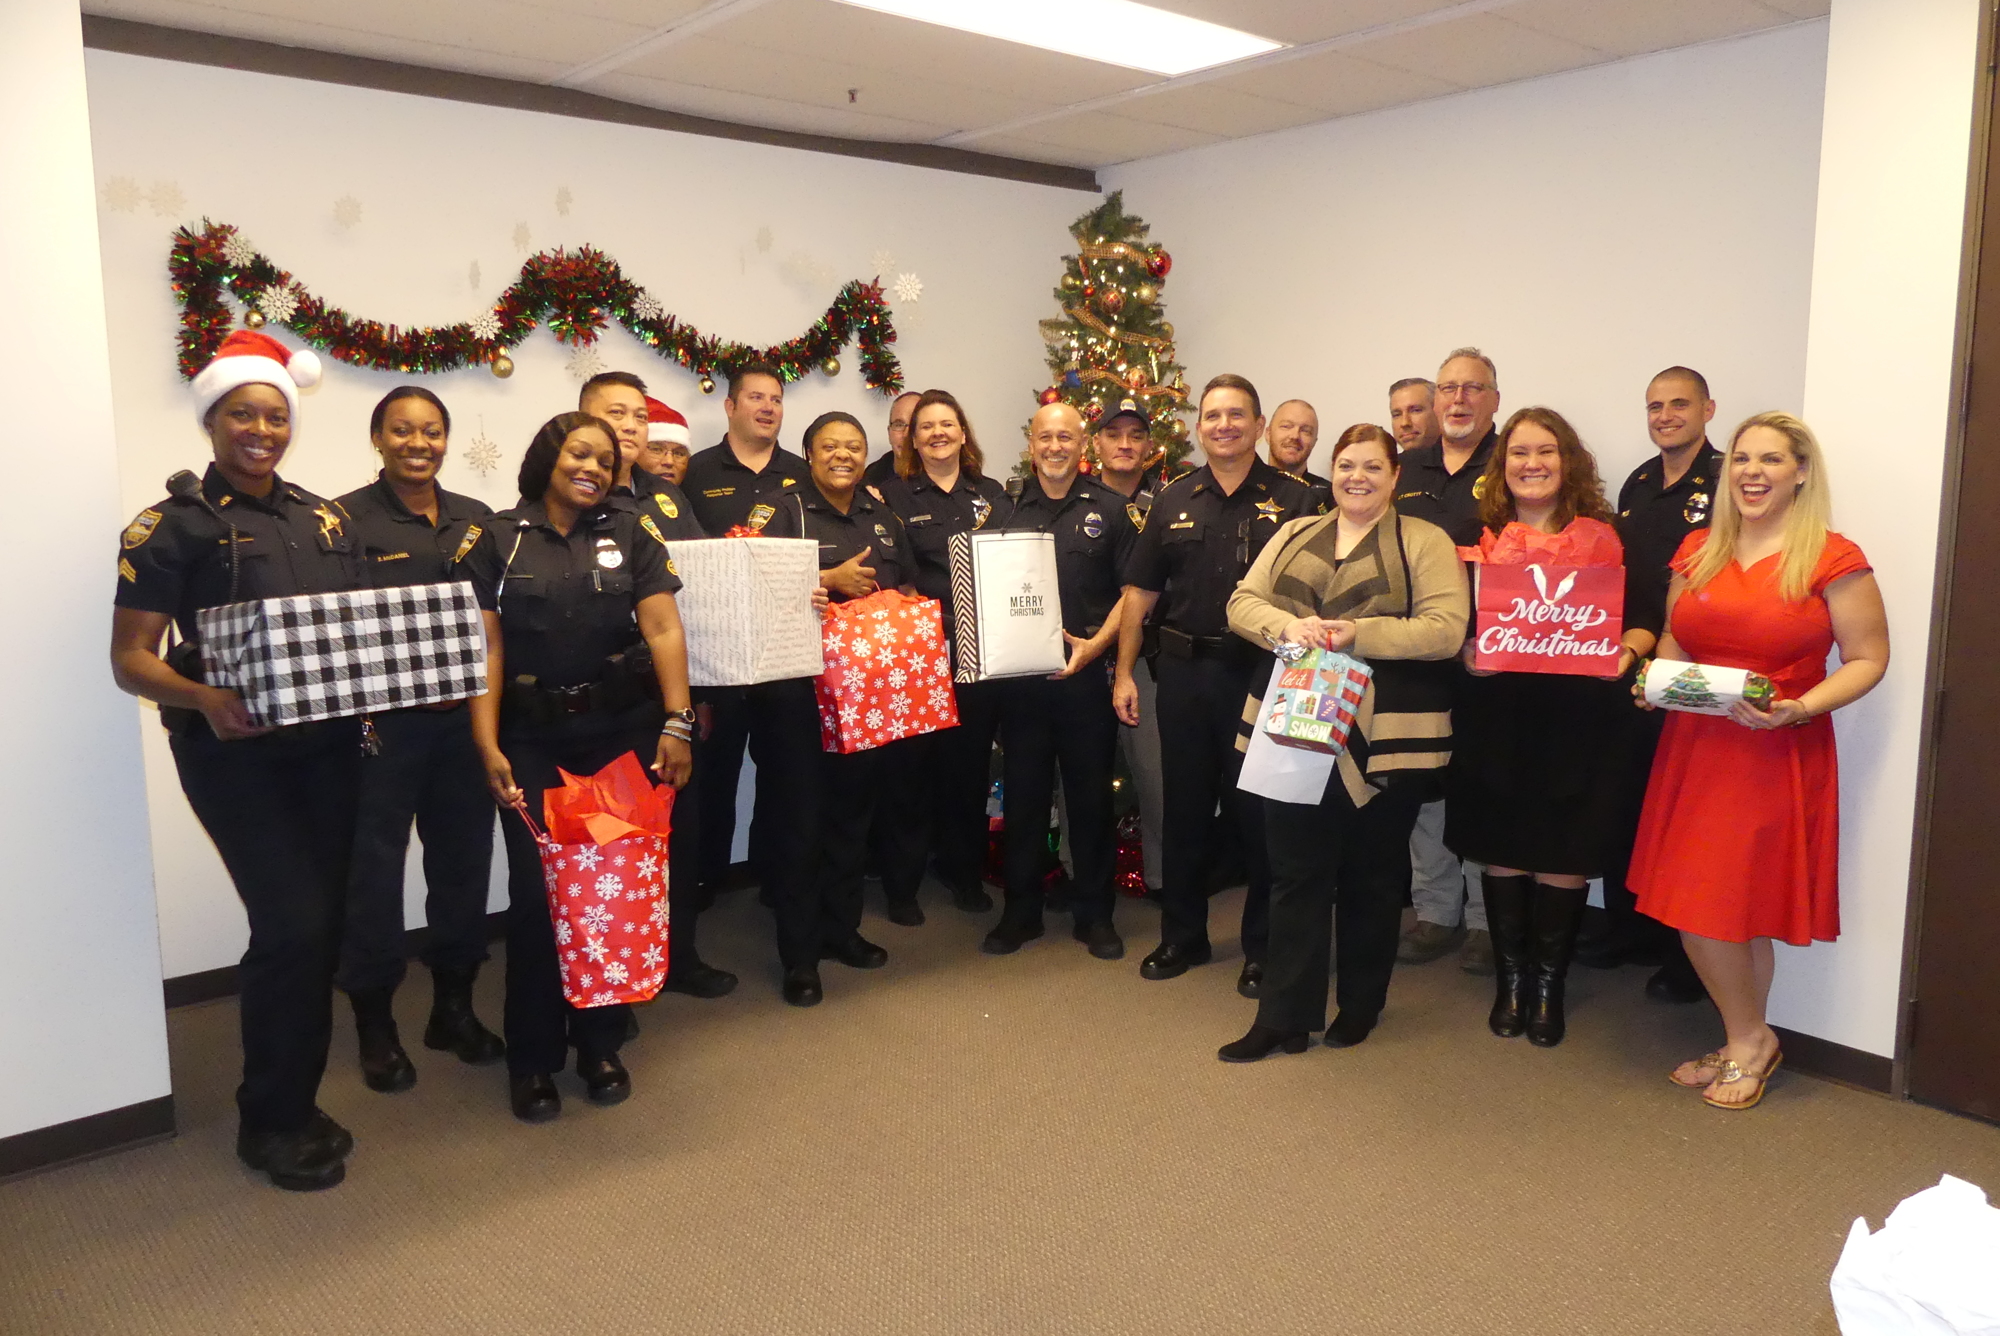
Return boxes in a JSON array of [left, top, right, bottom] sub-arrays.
[[1641, 658, 1776, 715], [668, 537, 826, 686], [1258, 646, 1373, 754], [513, 753, 675, 1008], [1471, 563, 1624, 676], [947, 530, 1066, 683], [1830, 1175, 2000, 1334], [814, 589, 960, 753]]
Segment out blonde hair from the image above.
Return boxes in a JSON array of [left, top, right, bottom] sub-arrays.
[[1684, 411, 1832, 603]]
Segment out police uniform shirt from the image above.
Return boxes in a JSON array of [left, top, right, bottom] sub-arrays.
[[613, 464, 707, 541], [1616, 440, 1722, 636], [334, 473, 492, 590], [1121, 460, 1317, 639], [116, 464, 366, 639], [761, 481, 910, 600], [1394, 429, 1498, 548], [878, 468, 1011, 609], [681, 439, 811, 535], [1282, 467, 1333, 514], [862, 451, 901, 487], [458, 500, 679, 689], [1002, 474, 1137, 636]]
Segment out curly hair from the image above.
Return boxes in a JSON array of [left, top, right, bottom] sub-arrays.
[[517, 412, 616, 503], [1476, 406, 1613, 533]]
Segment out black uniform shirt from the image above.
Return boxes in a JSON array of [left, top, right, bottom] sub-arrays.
[[1280, 466, 1333, 514], [334, 473, 492, 590], [457, 500, 679, 689], [681, 438, 810, 535], [878, 467, 1011, 609], [862, 451, 901, 487], [762, 481, 910, 600], [1616, 440, 1721, 636], [116, 464, 367, 642], [1002, 473, 1137, 636], [1122, 459, 1317, 639], [613, 464, 707, 541], [1394, 428, 1498, 547]]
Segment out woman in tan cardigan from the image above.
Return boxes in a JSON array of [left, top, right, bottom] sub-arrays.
[[1218, 425, 1468, 1059]]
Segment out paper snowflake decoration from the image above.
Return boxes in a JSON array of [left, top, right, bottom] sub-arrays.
[[259, 284, 300, 323], [892, 272, 924, 303], [513, 222, 532, 252], [468, 310, 502, 341], [632, 292, 664, 321], [222, 232, 257, 267], [754, 225, 773, 253], [566, 343, 605, 381], [555, 185, 573, 216], [333, 195, 363, 229], [464, 428, 500, 477], [148, 180, 186, 218], [101, 177, 142, 213], [468, 259, 481, 289], [871, 249, 896, 274]]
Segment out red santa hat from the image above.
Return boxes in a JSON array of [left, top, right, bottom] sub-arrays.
[[192, 329, 322, 426], [645, 396, 690, 446]]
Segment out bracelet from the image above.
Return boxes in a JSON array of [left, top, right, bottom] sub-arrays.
[[661, 723, 693, 741]]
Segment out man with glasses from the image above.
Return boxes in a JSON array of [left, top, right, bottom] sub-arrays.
[[1392, 349, 1501, 974], [864, 390, 921, 487]]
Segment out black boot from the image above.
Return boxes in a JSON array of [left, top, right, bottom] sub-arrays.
[[423, 965, 506, 1065], [1482, 873, 1534, 1039], [350, 987, 416, 1093], [1526, 881, 1589, 1048]]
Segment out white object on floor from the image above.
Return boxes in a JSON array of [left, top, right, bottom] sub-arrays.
[[1831, 1175, 2000, 1334]]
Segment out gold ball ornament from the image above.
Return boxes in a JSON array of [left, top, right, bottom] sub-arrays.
[[1125, 365, 1151, 390], [1169, 417, 1187, 439], [1060, 274, 1080, 291], [243, 308, 266, 329], [699, 375, 717, 395], [489, 352, 514, 379], [821, 356, 841, 376], [1134, 283, 1158, 304]]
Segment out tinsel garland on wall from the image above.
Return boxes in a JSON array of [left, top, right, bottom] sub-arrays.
[[167, 221, 904, 393]]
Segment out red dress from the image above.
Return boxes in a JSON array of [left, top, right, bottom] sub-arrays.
[[1629, 531, 1873, 944]]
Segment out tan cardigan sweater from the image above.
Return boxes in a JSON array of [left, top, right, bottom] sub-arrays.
[[1227, 512, 1468, 660]]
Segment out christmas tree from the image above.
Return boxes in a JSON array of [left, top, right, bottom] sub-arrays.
[[1034, 191, 1191, 474], [1657, 664, 1718, 709]]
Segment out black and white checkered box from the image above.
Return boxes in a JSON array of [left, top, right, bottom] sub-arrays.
[[197, 581, 487, 728]]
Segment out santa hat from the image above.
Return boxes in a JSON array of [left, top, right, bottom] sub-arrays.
[[645, 396, 690, 446], [192, 329, 322, 426]]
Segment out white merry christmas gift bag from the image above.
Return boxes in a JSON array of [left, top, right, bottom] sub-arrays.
[[947, 530, 1066, 683], [668, 537, 826, 686]]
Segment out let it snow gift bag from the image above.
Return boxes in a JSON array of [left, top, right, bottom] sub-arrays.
[[1641, 658, 1777, 715], [513, 753, 675, 1008], [947, 530, 1065, 683], [815, 589, 960, 753], [668, 537, 826, 686], [1258, 644, 1373, 754]]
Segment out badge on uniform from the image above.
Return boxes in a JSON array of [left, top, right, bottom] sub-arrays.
[[122, 508, 162, 550], [873, 521, 895, 548], [1082, 511, 1104, 539], [451, 522, 483, 564], [747, 503, 776, 532], [656, 493, 679, 519], [1684, 490, 1711, 524], [1255, 498, 1282, 522], [313, 504, 345, 543], [971, 496, 993, 529], [1473, 476, 1490, 501], [595, 536, 624, 569], [1127, 502, 1146, 533], [639, 513, 668, 547]]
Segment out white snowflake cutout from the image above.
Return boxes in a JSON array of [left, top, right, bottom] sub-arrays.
[[892, 272, 923, 303], [555, 185, 573, 216], [464, 426, 500, 478], [147, 180, 186, 218], [332, 195, 363, 229], [222, 232, 257, 267], [468, 310, 502, 341], [513, 222, 532, 252], [259, 284, 300, 324], [567, 344, 605, 381], [100, 177, 142, 213], [633, 292, 664, 321], [871, 249, 896, 275]]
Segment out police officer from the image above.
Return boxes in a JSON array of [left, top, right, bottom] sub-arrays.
[[1115, 374, 1318, 994], [879, 389, 1011, 916], [639, 397, 692, 488], [1265, 398, 1331, 510], [862, 389, 920, 487], [763, 411, 907, 980], [109, 331, 367, 1191], [1581, 365, 1722, 1005], [332, 387, 502, 1096], [679, 362, 828, 1006], [986, 402, 1137, 960], [462, 412, 695, 1123]]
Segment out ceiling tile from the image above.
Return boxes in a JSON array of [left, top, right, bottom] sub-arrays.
[[1497, 0, 1800, 59], [1348, 11, 1610, 87], [589, 69, 955, 139], [1143, 0, 1480, 46], [1109, 83, 1333, 138], [518, 0, 712, 24], [1758, 0, 1830, 16], [1195, 48, 1464, 117], [970, 133, 1119, 170], [998, 111, 1226, 164]]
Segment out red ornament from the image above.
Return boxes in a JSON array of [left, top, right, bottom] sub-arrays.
[[1147, 249, 1172, 279], [1038, 387, 1062, 406], [1098, 287, 1125, 316], [1125, 365, 1150, 390], [1114, 812, 1147, 896], [1081, 283, 1096, 299]]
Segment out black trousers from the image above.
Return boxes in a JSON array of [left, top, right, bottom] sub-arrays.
[[869, 736, 930, 907], [496, 705, 661, 1076], [1260, 776, 1427, 1032], [691, 679, 824, 969], [1154, 652, 1271, 961], [899, 677, 1003, 894], [816, 743, 890, 945], [171, 719, 363, 1136], [336, 705, 494, 994], [1000, 667, 1119, 928]]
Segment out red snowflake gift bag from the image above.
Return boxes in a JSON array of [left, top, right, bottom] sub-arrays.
[[814, 589, 961, 753], [512, 752, 675, 1008]]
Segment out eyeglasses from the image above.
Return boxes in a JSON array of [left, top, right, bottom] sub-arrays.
[[1436, 382, 1492, 399]]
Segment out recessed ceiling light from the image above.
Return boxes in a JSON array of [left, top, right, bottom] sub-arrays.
[[829, 0, 1285, 76]]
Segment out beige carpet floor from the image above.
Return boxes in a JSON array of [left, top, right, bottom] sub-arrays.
[[5, 883, 1999, 1335]]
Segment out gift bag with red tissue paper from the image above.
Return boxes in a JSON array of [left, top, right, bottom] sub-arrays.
[[814, 589, 961, 753], [1471, 563, 1624, 676], [512, 753, 674, 1008]]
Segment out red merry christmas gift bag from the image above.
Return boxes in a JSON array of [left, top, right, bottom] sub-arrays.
[[815, 589, 961, 753], [512, 752, 675, 1008], [1471, 563, 1624, 676]]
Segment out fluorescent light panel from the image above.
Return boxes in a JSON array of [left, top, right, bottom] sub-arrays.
[[829, 0, 1284, 76]]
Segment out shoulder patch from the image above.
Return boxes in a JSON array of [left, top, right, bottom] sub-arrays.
[[655, 493, 680, 519], [666, 557, 678, 577], [639, 513, 668, 547], [122, 508, 163, 550], [118, 556, 138, 583], [1126, 502, 1146, 533], [451, 523, 483, 564]]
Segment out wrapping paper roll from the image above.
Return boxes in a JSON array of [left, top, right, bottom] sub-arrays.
[[1642, 658, 1776, 715]]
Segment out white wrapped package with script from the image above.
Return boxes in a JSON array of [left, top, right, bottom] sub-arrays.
[[668, 537, 826, 686], [948, 530, 1066, 683]]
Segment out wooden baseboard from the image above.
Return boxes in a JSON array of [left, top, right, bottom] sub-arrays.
[[1773, 1025, 1895, 1094], [0, 1096, 176, 1182]]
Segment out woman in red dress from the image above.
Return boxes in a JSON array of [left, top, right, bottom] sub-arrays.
[[1629, 412, 1889, 1110]]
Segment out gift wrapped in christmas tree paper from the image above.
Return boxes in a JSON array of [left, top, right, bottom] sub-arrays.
[[1641, 658, 1776, 716]]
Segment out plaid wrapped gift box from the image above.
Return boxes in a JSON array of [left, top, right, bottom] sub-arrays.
[[814, 590, 960, 753], [196, 580, 486, 728]]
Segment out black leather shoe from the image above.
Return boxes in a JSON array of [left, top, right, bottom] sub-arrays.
[[350, 988, 417, 1094], [302, 1108, 354, 1161], [1217, 1024, 1310, 1063], [782, 967, 824, 1007], [821, 935, 890, 969], [1236, 961, 1264, 1000], [949, 882, 995, 913], [980, 919, 1045, 955], [1140, 941, 1212, 980], [1646, 959, 1709, 1004], [237, 1125, 346, 1191], [885, 899, 926, 927], [1324, 1011, 1376, 1048], [663, 959, 739, 998], [1074, 918, 1125, 960], [509, 1072, 562, 1123], [576, 1053, 631, 1107], [423, 966, 506, 1065]]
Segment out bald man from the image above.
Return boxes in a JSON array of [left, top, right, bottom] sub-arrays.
[[983, 402, 1138, 960], [1265, 399, 1329, 508]]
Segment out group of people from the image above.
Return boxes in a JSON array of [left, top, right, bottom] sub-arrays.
[[110, 331, 1888, 1193]]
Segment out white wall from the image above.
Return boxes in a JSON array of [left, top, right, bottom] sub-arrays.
[[0, 2, 171, 1140], [84, 51, 1094, 976], [1787, 0, 1984, 1057]]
